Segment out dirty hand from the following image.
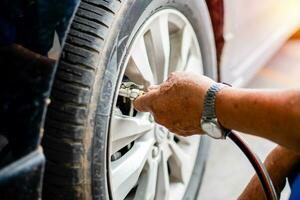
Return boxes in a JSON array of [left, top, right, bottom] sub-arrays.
[[134, 72, 215, 136]]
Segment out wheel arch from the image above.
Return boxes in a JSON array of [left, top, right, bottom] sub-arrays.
[[204, 0, 225, 81]]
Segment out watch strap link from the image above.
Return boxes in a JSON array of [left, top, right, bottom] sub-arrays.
[[202, 83, 228, 119]]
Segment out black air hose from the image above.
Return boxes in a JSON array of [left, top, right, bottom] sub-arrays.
[[227, 131, 278, 200]]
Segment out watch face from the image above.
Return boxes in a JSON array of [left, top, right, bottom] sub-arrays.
[[202, 122, 223, 139]]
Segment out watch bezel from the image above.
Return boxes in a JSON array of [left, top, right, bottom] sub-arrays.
[[201, 118, 226, 139]]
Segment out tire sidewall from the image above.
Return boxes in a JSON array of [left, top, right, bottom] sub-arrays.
[[92, 0, 216, 199]]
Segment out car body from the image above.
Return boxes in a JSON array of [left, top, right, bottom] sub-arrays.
[[221, 0, 300, 86], [0, 0, 299, 199]]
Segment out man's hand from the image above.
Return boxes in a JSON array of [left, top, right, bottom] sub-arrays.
[[134, 72, 215, 136]]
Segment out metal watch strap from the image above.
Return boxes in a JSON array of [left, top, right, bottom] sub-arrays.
[[202, 83, 228, 119]]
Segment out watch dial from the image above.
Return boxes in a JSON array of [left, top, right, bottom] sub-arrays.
[[202, 123, 222, 139]]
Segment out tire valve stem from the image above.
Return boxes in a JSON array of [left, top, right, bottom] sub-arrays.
[[119, 82, 145, 116], [119, 82, 145, 101]]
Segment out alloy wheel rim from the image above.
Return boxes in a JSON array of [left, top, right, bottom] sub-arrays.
[[109, 9, 204, 200]]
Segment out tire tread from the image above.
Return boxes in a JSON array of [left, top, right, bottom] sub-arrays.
[[43, 0, 122, 199]]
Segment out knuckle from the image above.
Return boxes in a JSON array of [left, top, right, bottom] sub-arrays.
[[154, 116, 163, 124], [154, 115, 167, 126]]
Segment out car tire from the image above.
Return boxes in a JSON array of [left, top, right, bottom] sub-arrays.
[[42, 0, 217, 199]]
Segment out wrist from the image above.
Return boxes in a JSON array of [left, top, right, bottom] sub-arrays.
[[215, 86, 235, 129], [201, 82, 231, 139]]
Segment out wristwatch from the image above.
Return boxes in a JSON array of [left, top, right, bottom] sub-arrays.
[[201, 83, 230, 139]]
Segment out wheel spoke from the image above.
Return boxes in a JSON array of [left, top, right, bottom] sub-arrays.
[[168, 24, 193, 74], [184, 54, 203, 74], [179, 25, 193, 71], [168, 140, 191, 183], [161, 140, 173, 159], [127, 36, 155, 87], [168, 29, 181, 75], [134, 157, 159, 200], [178, 135, 200, 147], [145, 14, 170, 83], [155, 150, 170, 200], [111, 113, 153, 153], [111, 138, 155, 200]]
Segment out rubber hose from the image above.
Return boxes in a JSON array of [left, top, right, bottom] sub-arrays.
[[227, 131, 278, 200]]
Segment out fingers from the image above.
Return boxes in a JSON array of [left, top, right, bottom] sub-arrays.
[[133, 85, 159, 112]]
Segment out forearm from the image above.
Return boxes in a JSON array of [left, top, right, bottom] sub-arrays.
[[238, 146, 300, 200], [216, 88, 300, 152]]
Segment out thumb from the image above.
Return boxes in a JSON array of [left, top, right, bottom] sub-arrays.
[[134, 86, 159, 112]]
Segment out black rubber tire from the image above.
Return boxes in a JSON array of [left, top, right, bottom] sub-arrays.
[[42, 0, 217, 199]]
